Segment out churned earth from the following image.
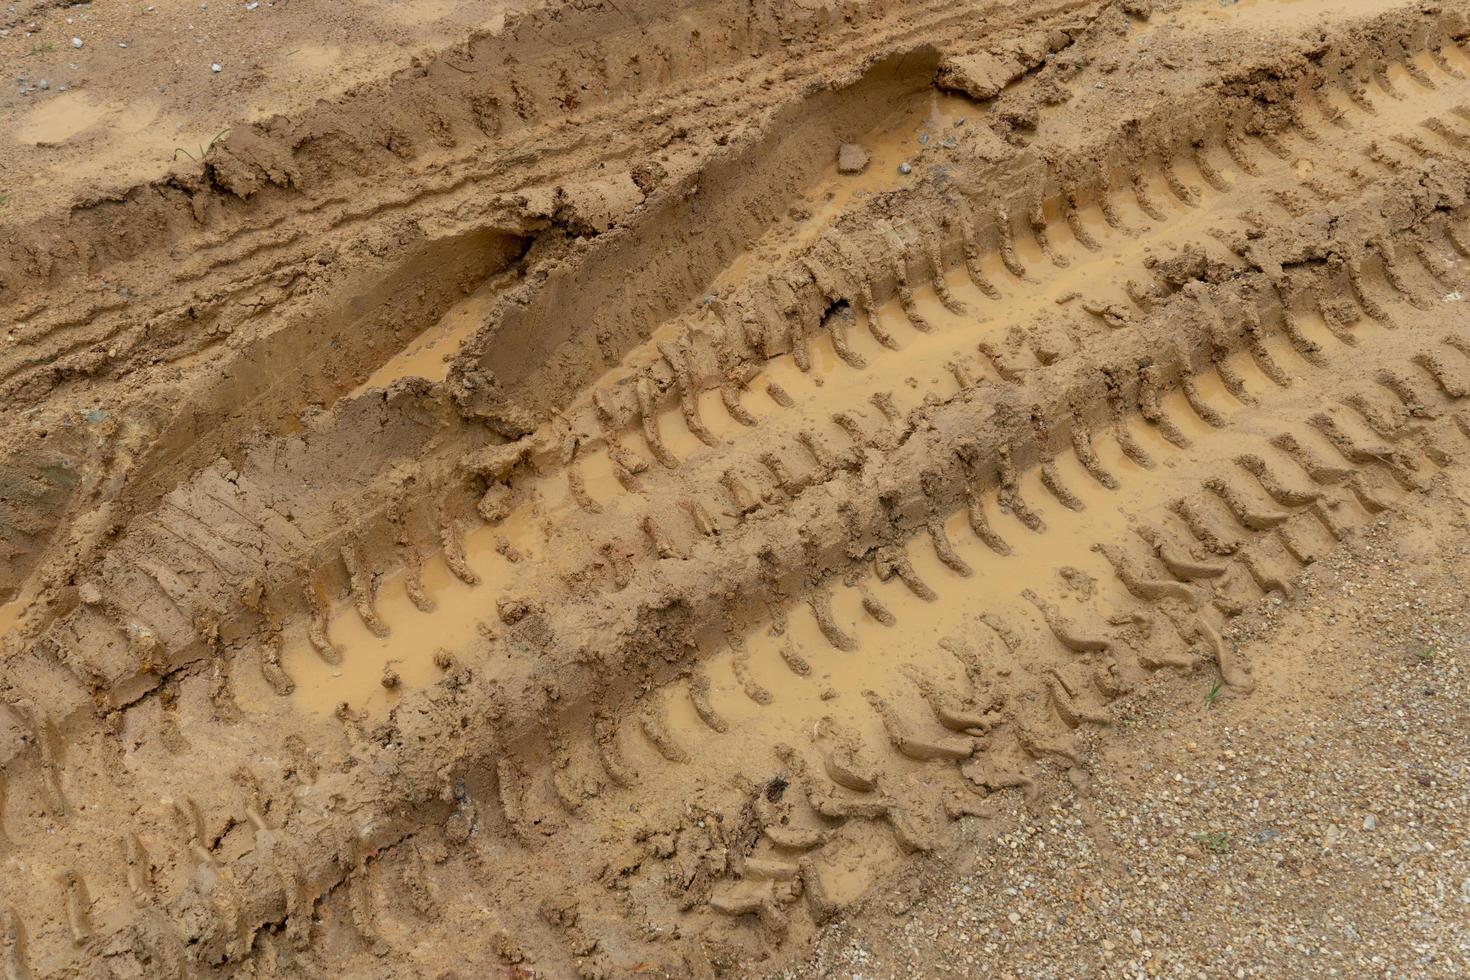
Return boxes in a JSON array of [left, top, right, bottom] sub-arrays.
[[782, 485, 1470, 979], [2, 0, 1470, 977]]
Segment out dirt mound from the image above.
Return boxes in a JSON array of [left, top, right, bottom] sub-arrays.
[[4, 0, 1470, 976]]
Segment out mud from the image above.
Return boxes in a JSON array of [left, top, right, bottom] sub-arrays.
[[4, 0, 1470, 976]]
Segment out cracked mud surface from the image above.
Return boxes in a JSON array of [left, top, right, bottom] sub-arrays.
[[3, 0, 1470, 976]]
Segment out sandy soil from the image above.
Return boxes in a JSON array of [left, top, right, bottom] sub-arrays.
[[2, 0, 1470, 976], [0, 0, 527, 224]]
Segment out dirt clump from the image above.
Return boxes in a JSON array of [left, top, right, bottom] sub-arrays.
[[838, 143, 872, 175]]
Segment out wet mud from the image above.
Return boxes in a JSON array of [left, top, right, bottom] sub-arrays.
[[4, 0, 1470, 976]]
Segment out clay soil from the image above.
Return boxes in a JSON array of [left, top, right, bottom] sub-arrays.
[[2, 0, 1470, 977]]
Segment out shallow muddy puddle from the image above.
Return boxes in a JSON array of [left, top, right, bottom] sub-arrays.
[[283, 504, 548, 716], [351, 276, 508, 395]]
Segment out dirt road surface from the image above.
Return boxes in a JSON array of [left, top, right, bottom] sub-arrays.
[[2, 0, 1470, 976]]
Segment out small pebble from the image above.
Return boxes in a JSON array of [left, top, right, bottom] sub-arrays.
[[898, 161, 912, 175], [1363, 814, 1377, 831], [211, 63, 222, 73], [71, 36, 83, 48]]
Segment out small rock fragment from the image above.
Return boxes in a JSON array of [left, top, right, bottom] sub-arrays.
[[837, 143, 869, 175]]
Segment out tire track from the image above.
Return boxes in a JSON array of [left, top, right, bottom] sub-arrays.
[[4, 8, 1470, 976]]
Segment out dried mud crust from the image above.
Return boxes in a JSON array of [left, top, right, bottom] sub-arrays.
[[6, 0, 1470, 977]]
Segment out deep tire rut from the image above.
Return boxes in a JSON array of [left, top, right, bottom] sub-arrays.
[[5, 2, 1470, 977]]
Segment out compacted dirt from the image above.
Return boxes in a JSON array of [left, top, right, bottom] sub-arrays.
[[3, 0, 1470, 976]]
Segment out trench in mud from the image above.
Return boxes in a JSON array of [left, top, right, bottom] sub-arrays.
[[555, 46, 1470, 499], [279, 66, 979, 714], [350, 267, 524, 395], [275, 37, 1470, 717], [10, 36, 1469, 669], [491, 286, 1457, 912]]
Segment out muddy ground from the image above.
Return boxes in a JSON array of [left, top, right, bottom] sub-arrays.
[[2, 0, 1470, 976], [785, 488, 1470, 978]]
